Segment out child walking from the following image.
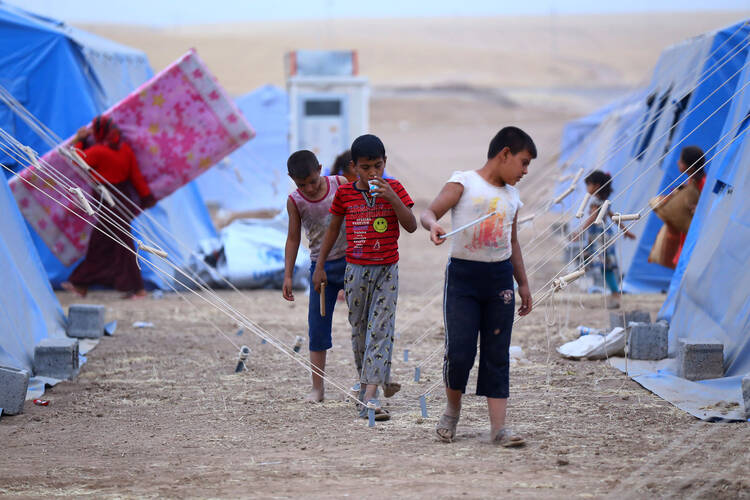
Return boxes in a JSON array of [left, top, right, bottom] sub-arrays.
[[283, 150, 349, 402], [420, 126, 535, 446], [569, 170, 635, 308], [313, 134, 417, 420]]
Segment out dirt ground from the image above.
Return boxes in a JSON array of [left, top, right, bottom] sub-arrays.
[[2, 89, 750, 498]]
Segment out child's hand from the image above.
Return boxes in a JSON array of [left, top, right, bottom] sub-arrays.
[[312, 267, 327, 293], [517, 283, 532, 316], [282, 276, 295, 301], [370, 178, 396, 202], [430, 223, 447, 245]]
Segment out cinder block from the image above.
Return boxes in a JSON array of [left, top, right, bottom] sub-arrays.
[[0, 365, 30, 415], [677, 341, 724, 381], [610, 310, 651, 330], [742, 375, 750, 420], [66, 304, 106, 338], [627, 322, 668, 360], [34, 337, 79, 379]]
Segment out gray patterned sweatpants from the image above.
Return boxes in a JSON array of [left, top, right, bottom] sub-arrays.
[[344, 263, 398, 385]]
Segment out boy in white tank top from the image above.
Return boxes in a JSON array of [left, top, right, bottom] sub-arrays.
[[420, 127, 535, 446], [283, 150, 349, 402]]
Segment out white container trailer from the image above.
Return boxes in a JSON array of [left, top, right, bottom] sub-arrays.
[[286, 50, 370, 171]]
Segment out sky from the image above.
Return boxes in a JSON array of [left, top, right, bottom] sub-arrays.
[[8, 0, 750, 26]]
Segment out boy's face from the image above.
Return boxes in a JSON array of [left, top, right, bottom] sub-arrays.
[[291, 166, 323, 198], [352, 156, 386, 184], [497, 148, 532, 186]]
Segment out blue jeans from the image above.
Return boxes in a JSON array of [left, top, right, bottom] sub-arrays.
[[307, 257, 346, 351]]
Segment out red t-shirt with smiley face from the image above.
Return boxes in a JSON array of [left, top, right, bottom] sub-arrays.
[[330, 179, 414, 265]]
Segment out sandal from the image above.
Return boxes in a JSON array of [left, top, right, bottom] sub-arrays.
[[383, 382, 401, 398], [436, 413, 460, 443], [493, 427, 525, 448], [358, 398, 391, 421]]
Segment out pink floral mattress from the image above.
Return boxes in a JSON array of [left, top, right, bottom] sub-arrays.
[[10, 49, 254, 266]]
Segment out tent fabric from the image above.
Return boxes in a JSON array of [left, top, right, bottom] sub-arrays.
[[622, 21, 750, 293], [195, 84, 292, 214], [552, 89, 646, 216], [552, 20, 750, 421], [0, 4, 218, 290], [0, 170, 66, 373], [552, 20, 750, 294]]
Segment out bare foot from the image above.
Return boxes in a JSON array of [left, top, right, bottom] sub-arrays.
[[61, 281, 87, 297], [121, 289, 148, 300], [306, 388, 324, 403]]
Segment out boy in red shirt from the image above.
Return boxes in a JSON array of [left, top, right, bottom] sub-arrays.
[[313, 134, 417, 420]]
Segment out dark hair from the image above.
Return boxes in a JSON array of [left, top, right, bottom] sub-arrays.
[[92, 115, 121, 150], [330, 150, 352, 176], [351, 134, 385, 164], [287, 150, 319, 179], [584, 170, 613, 200], [680, 146, 706, 181], [487, 126, 537, 160]]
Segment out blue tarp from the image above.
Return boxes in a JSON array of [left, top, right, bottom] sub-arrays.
[[0, 168, 66, 373], [0, 3, 217, 290], [195, 85, 291, 214]]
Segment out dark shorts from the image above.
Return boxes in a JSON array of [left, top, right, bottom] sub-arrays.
[[308, 257, 346, 351], [443, 257, 515, 399]]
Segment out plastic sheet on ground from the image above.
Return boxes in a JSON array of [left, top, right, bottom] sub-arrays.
[[556, 327, 625, 360], [608, 357, 748, 422], [185, 215, 310, 290], [25, 338, 99, 400]]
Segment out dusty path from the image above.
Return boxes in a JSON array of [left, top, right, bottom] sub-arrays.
[[2, 87, 750, 497]]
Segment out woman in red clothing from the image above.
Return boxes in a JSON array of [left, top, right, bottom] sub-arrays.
[[62, 116, 156, 298]]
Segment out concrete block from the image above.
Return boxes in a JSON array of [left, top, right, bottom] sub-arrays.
[[610, 310, 651, 330], [34, 337, 79, 379], [677, 341, 724, 381], [742, 375, 750, 420], [66, 304, 106, 338], [627, 322, 668, 360], [0, 365, 30, 415]]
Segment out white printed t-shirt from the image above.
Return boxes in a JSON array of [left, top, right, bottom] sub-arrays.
[[447, 170, 523, 262]]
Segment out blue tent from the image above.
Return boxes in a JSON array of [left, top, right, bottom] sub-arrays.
[[0, 169, 66, 374], [612, 51, 750, 420], [621, 21, 750, 293], [553, 90, 646, 215], [195, 84, 291, 214], [0, 3, 217, 290], [553, 20, 750, 294]]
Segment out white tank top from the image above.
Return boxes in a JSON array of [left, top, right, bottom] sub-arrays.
[[447, 170, 523, 262]]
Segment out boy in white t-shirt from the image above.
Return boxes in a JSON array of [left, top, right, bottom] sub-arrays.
[[420, 126, 535, 446]]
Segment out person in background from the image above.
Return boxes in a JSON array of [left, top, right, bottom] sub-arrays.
[[329, 150, 357, 183], [62, 116, 155, 299], [569, 170, 635, 308], [671, 146, 706, 266]]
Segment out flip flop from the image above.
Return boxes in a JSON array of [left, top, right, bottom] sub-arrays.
[[436, 413, 460, 443], [493, 427, 526, 448]]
